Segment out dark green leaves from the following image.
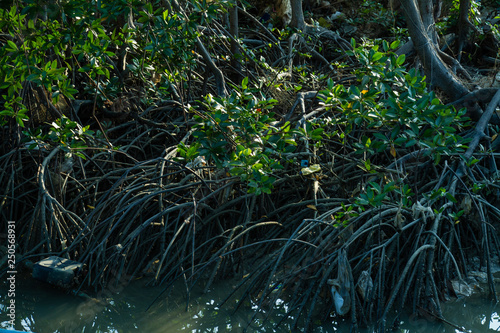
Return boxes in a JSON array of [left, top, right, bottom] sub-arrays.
[[185, 78, 324, 195]]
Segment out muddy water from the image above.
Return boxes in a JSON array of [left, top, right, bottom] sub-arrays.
[[0, 273, 499, 332]]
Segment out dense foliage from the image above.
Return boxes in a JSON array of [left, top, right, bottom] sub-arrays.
[[1, 0, 500, 331]]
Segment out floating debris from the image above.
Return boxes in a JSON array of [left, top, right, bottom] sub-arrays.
[[356, 270, 373, 301], [32, 256, 84, 289], [328, 250, 351, 315]]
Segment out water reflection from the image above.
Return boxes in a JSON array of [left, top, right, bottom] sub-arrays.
[[0, 273, 499, 332], [439, 296, 500, 332]]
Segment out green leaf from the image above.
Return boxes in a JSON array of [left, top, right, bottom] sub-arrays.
[[7, 40, 18, 51], [74, 152, 86, 159], [230, 167, 244, 175], [396, 54, 405, 66], [382, 40, 389, 52], [16, 116, 25, 127], [405, 139, 418, 147], [371, 52, 384, 62], [445, 192, 457, 203], [26, 73, 39, 82], [383, 182, 396, 193], [374, 193, 386, 203], [409, 122, 419, 135], [311, 127, 324, 137], [241, 77, 248, 89], [241, 148, 252, 156], [373, 132, 387, 141], [364, 159, 371, 171], [390, 40, 400, 50], [262, 187, 272, 194], [252, 163, 263, 170]]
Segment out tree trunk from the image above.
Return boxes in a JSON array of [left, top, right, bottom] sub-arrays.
[[457, 0, 472, 62], [229, 1, 242, 84], [290, 0, 305, 30], [400, 0, 469, 100], [276, 0, 293, 26]]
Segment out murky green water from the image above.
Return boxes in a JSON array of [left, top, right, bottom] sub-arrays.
[[1, 273, 499, 332]]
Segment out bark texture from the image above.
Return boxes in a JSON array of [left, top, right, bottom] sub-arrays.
[[400, 0, 469, 100], [289, 0, 305, 30]]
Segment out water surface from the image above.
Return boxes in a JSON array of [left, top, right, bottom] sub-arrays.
[[1, 273, 499, 332]]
